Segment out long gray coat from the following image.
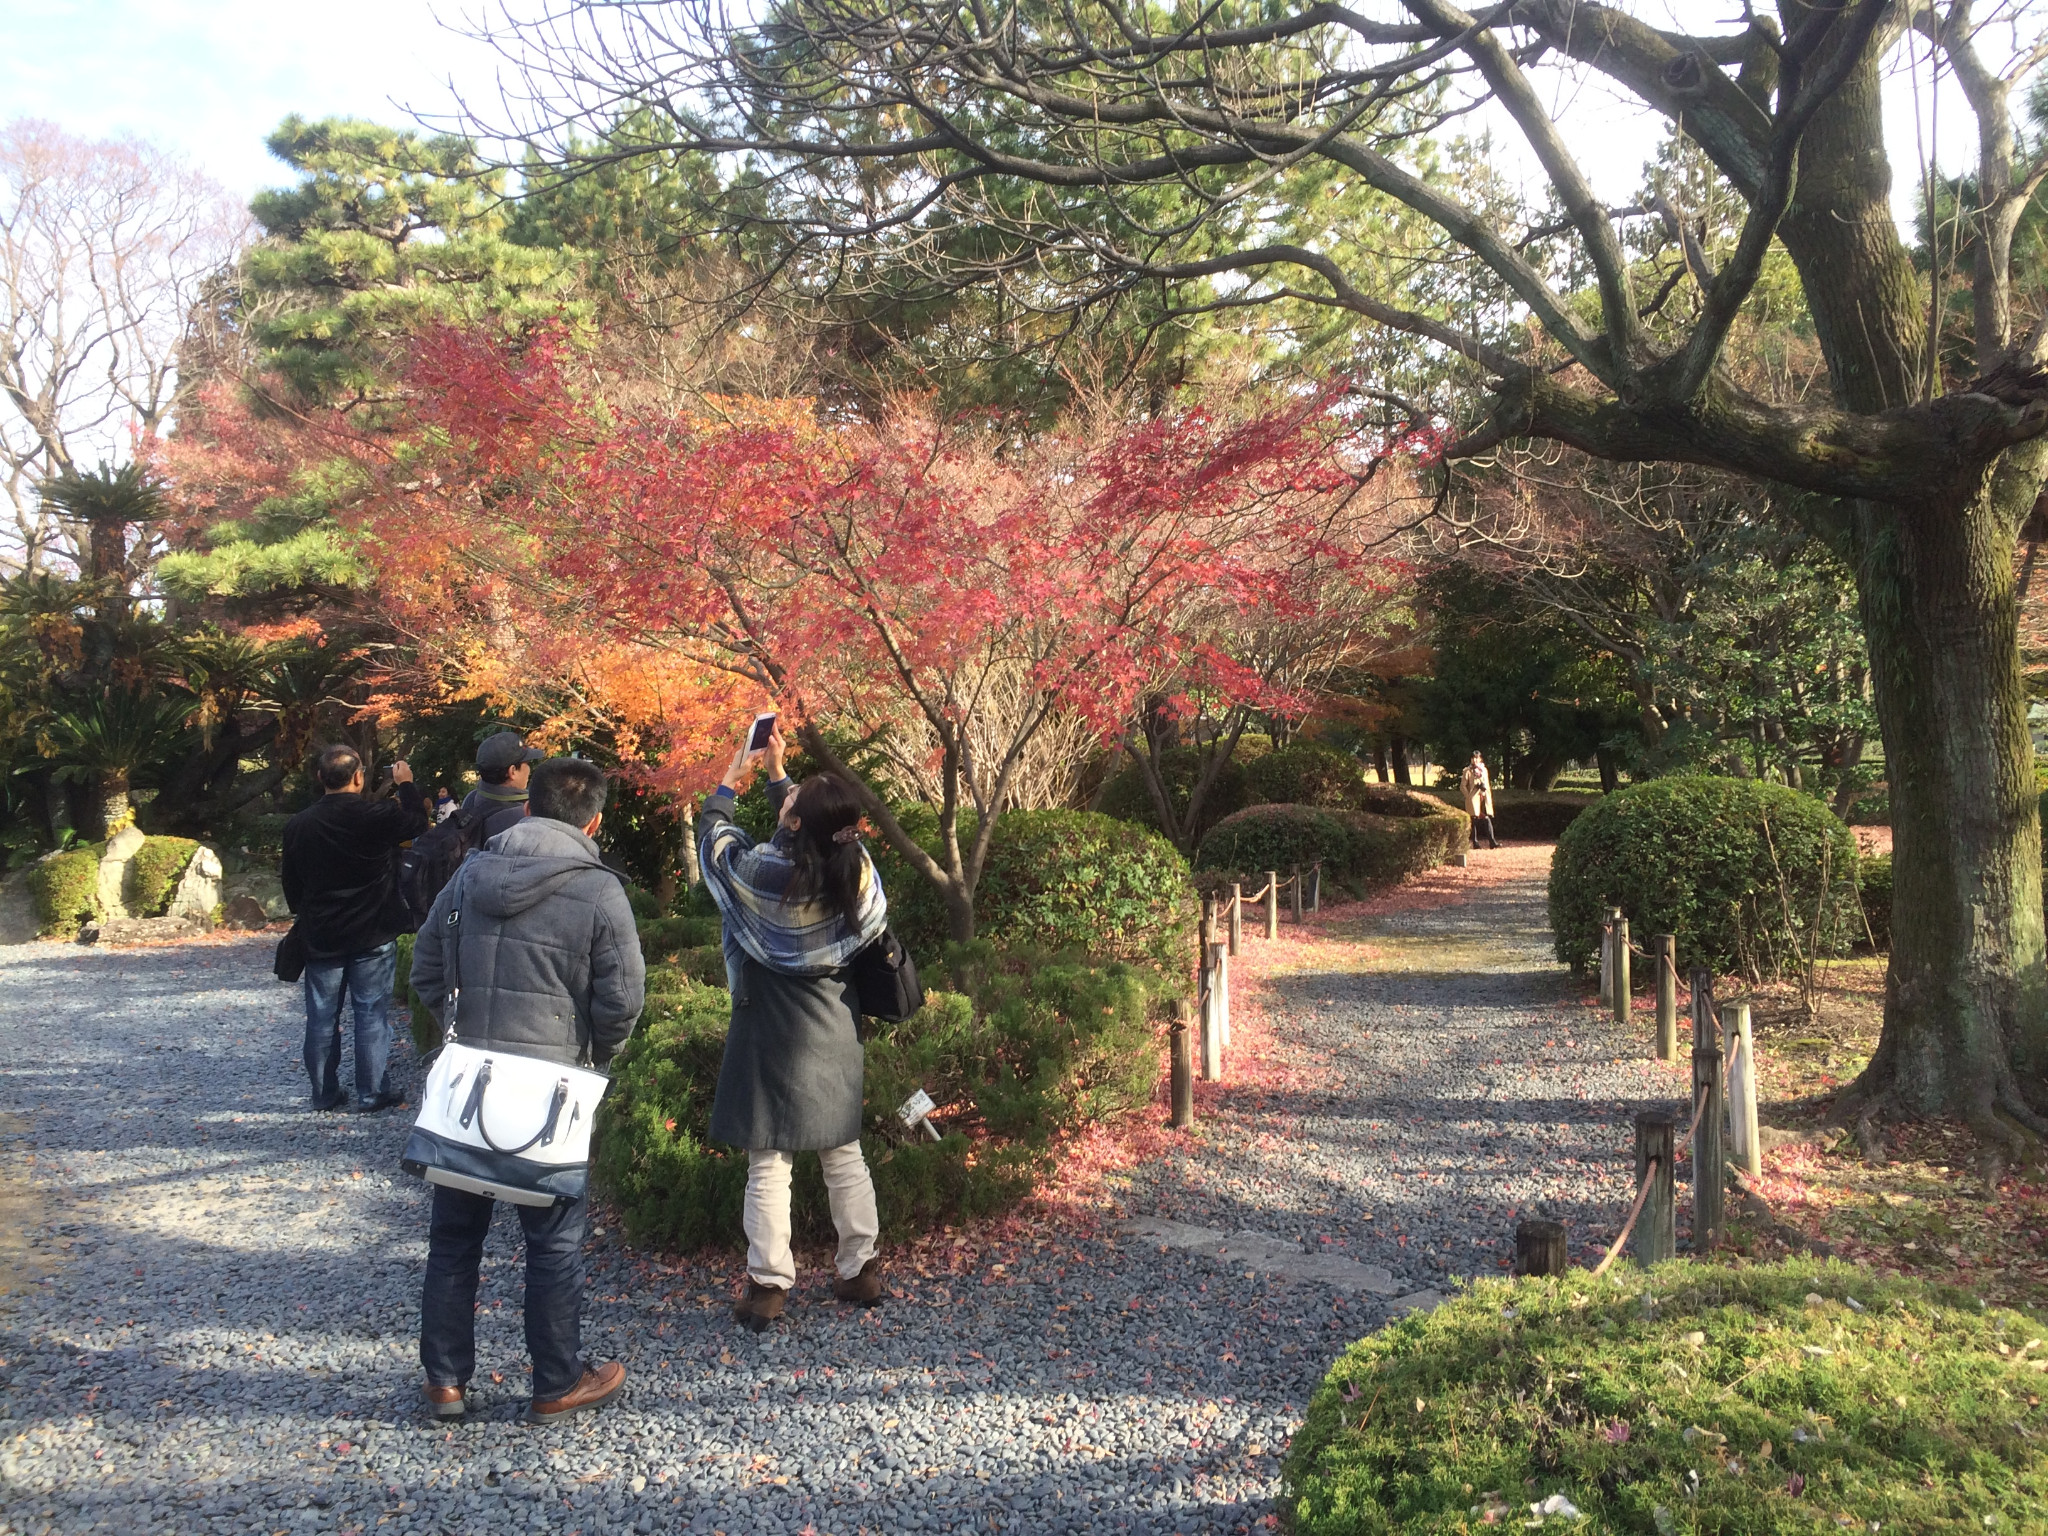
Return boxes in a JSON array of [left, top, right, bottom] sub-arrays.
[[701, 792, 867, 1151]]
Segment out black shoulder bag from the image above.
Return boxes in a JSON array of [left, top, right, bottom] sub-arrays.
[[849, 926, 924, 1026], [273, 924, 307, 983]]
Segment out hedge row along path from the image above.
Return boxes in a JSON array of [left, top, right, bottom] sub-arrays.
[[0, 843, 1679, 1535]]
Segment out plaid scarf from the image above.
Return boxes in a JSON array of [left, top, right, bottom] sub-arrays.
[[700, 814, 887, 976]]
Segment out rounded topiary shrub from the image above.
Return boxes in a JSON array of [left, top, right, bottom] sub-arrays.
[[125, 835, 199, 916], [1548, 776, 1858, 978], [1195, 803, 1355, 887], [1096, 746, 1250, 843], [27, 847, 101, 938], [1282, 1258, 2046, 1535], [1245, 742, 1367, 808], [877, 807, 1196, 969]]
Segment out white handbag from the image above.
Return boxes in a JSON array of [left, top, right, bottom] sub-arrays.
[[399, 878, 611, 1207]]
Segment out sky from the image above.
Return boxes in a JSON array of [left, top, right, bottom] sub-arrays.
[[0, 1, 1995, 228]]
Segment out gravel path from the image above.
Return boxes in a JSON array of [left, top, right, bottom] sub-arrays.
[[0, 848, 1678, 1536]]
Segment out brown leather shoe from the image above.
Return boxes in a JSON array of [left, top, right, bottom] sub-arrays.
[[423, 1383, 465, 1419], [526, 1361, 625, 1424], [833, 1257, 885, 1307], [733, 1280, 788, 1333]]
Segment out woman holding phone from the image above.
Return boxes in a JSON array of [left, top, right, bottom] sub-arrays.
[[697, 719, 890, 1329]]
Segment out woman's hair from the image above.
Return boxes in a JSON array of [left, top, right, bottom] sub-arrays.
[[782, 772, 866, 926]]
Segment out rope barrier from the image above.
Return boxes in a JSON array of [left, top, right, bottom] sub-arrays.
[[1590, 1154, 1659, 1278], [1677, 1080, 1710, 1149]]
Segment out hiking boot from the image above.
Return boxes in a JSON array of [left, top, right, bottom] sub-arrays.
[[833, 1258, 885, 1307], [733, 1281, 788, 1333], [423, 1383, 465, 1419], [527, 1361, 625, 1424], [356, 1091, 406, 1113]]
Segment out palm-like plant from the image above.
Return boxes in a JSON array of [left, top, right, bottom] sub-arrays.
[[37, 463, 171, 623], [43, 688, 195, 838]]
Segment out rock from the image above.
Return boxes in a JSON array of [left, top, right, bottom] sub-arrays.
[[221, 870, 289, 920], [221, 894, 271, 931], [95, 825, 149, 922], [165, 846, 223, 919], [0, 873, 40, 945], [93, 914, 212, 947]]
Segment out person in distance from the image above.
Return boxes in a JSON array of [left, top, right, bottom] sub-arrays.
[[698, 722, 890, 1331], [407, 757, 647, 1424], [280, 745, 429, 1112], [1460, 750, 1499, 850]]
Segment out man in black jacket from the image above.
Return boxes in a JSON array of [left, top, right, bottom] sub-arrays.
[[281, 744, 429, 1112], [456, 729, 543, 845], [407, 757, 645, 1424]]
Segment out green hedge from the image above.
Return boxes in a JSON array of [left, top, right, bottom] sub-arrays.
[[1245, 742, 1368, 809], [393, 933, 443, 1056], [877, 808, 1196, 971], [1434, 789, 1594, 841], [1097, 746, 1251, 843], [595, 950, 1168, 1251], [1548, 776, 1858, 978], [1859, 854, 1892, 951], [1281, 1258, 2046, 1535], [125, 836, 199, 917], [1196, 795, 1467, 897], [636, 912, 722, 958], [27, 847, 101, 938]]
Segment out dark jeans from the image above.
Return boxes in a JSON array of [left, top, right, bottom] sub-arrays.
[[1471, 815, 1498, 849], [420, 1184, 587, 1400], [301, 941, 397, 1107]]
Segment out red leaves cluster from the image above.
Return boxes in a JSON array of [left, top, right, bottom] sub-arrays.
[[366, 324, 1401, 791]]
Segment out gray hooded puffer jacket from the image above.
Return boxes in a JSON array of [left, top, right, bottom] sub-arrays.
[[408, 817, 646, 1067]]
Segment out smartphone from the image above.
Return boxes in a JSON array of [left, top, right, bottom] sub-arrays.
[[747, 711, 778, 752]]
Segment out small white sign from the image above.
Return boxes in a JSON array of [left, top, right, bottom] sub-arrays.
[[896, 1088, 936, 1127]]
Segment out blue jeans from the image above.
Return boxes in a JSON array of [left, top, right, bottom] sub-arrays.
[[301, 941, 397, 1107], [420, 1184, 587, 1400]]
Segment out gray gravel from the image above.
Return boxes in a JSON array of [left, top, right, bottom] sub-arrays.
[[0, 852, 1676, 1535]]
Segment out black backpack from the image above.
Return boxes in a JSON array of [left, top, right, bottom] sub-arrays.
[[399, 808, 484, 932]]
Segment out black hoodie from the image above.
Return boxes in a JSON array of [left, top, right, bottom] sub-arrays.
[[407, 817, 646, 1067], [281, 782, 430, 959]]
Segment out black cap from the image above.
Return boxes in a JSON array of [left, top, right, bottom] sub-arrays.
[[476, 730, 544, 770]]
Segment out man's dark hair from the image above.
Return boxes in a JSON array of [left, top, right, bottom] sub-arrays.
[[529, 758, 608, 827], [480, 765, 513, 786], [315, 744, 362, 792]]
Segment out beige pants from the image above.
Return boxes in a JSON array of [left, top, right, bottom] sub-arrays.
[[744, 1142, 879, 1289]]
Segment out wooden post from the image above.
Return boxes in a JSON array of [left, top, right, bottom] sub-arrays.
[[1264, 872, 1279, 940], [1228, 883, 1243, 956], [1611, 915, 1631, 1025], [1633, 1111, 1676, 1265], [1692, 1042, 1725, 1251], [1514, 1219, 1568, 1276], [1597, 916, 1614, 1009], [1723, 1002, 1761, 1178], [1654, 935, 1678, 1061], [1690, 968, 1716, 1052], [1169, 1000, 1194, 1129], [1198, 899, 1221, 1081], [1308, 864, 1321, 913], [1290, 864, 1303, 923], [1216, 939, 1231, 1052]]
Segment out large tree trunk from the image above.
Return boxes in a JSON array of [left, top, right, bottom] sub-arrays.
[[1844, 465, 2048, 1145]]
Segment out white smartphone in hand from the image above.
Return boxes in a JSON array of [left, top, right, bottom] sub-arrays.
[[747, 711, 778, 753]]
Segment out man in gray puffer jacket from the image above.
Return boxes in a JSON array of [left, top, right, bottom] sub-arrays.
[[407, 757, 646, 1424]]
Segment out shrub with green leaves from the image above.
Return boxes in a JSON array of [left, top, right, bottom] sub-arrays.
[[1245, 742, 1367, 809], [393, 932, 444, 1055], [1433, 788, 1594, 841], [636, 912, 723, 959], [878, 808, 1196, 970], [1858, 854, 1892, 952], [594, 951, 1169, 1252], [27, 847, 101, 938], [1097, 746, 1251, 843], [1548, 776, 1858, 978], [1196, 796, 1467, 896], [124, 836, 199, 917], [1282, 1258, 2046, 1535]]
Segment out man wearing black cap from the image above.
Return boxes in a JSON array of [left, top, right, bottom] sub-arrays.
[[460, 730, 544, 847]]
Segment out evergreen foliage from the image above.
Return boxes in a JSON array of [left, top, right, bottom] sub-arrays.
[[27, 848, 100, 938], [124, 836, 198, 916], [1548, 778, 1859, 978], [1282, 1260, 2046, 1535]]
